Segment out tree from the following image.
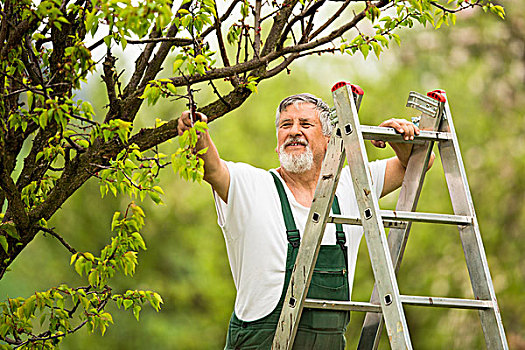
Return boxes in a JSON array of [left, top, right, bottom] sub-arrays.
[[0, 0, 505, 348]]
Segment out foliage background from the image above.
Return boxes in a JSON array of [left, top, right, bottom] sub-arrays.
[[1, 1, 523, 349]]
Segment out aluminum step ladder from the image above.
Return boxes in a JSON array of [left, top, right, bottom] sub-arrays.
[[271, 82, 508, 349]]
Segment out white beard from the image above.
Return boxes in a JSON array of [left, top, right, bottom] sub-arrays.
[[278, 142, 314, 173]]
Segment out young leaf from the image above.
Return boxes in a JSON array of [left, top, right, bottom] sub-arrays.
[[0, 236, 8, 253]]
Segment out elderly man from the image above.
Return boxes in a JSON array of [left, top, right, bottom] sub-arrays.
[[177, 93, 430, 349]]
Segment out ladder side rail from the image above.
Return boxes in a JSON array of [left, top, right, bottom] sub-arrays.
[[272, 133, 346, 350], [334, 84, 413, 349], [438, 97, 508, 349], [358, 96, 445, 350], [272, 89, 364, 350]]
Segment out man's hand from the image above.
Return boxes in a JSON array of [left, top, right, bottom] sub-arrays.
[[176, 110, 230, 202], [376, 118, 433, 197], [177, 110, 208, 141], [371, 118, 420, 149]]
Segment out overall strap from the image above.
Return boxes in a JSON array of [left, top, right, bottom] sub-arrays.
[[271, 172, 300, 248], [331, 196, 346, 247], [332, 195, 348, 270], [271, 172, 346, 250]]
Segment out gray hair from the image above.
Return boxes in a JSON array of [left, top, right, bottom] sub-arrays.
[[275, 93, 332, 136]]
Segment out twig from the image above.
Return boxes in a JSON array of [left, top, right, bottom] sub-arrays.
[[208, 80, 231, 109], [200, 0, 241, 39], [124, 37, 192, 45], [309, 0, 351, 40], [37, 226, 77, 254], [430, 0, 480, 13], [213, 0, 231, 68], [253, 0, 262, 57]]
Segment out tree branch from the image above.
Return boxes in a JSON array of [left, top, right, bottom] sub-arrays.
[[102, 52, 121, 122], [123, 26, 162, 98], [260, 0, 299, 58], [0, 167, 30, 231], [277, 0, 326, 49], [125, 37, 192, 45], [213, 0, 231, 69], [199, 0, 241, 39], [253, 0, 262, 57], [38, 226, 77, 254], [309, 0, 351, 40]]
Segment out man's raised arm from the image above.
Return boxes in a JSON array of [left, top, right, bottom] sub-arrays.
[[373, 118, 435, 197], [177, 111, 230, 202]]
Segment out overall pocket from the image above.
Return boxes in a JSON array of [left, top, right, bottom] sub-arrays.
[[308, 268, 347, 300]]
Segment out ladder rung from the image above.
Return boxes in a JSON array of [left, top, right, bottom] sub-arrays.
[[328, 215, 407, 229], [304, 296, 493, 312], [360, 125, 451, 144], [400, 295, 493, 310], [381, 210, 473, 225], [304, 299, 381, 313], [330, 211, 472, 227]]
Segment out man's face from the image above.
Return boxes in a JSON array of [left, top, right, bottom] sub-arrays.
[[276, 102, 329, 172]]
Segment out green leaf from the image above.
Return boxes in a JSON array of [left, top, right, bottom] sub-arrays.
[[131, 232, 147, 250], [74, 257, 85, 276], [371, 41, 382, 58], [88, 270, 99, 287], [111, 212, 121, 231], [359, 44, 370, 59], [84, 252, 95, 261], [1, 223, 20, 240], [152, 186, 164, 195], [0, 236, 8, 253], [123, 299, 133, 310], [148, 191, 163, 205], [133, 305, 141, 321], [166, 83, 177, 94]]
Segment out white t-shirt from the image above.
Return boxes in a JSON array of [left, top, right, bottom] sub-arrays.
[[214, 160, 387, 322]]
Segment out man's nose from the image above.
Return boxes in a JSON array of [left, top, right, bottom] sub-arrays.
[[289, 122, 302, 135]]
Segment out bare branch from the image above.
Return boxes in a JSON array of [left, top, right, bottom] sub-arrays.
[[430, 0, 481, 13], [38, 226, 77, 254], [260, 0, 299, 57], [124, 37, 192, 45], [200, 0, 241, 39], [309, 0, 352, 40], [0, 165, 30, 233], [208, 80, 231, 110], [277, 0, 326, 49], [213, 0, 231, 69], [253, 0, 262, 57], [137, 1, 193, 91], [123, 25, 162, 98]]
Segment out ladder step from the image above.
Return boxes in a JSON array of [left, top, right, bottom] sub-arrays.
[[382, 210, 473, 225], [304, 296, 493, 312], [304, 299, 381, 313], [360, 125, 451, 144], [329, 211, 472, 226], [399, 295, 493, 310], [328, 215, 407, 229]]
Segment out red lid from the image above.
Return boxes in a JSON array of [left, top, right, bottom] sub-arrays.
[[331, 81, 350, 92], [351, 84, 364, 96], [331, 82, 364, 95], [427, 90, 446, 103]]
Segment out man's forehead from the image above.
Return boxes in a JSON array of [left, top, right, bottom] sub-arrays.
[[281, 101, 316, 112], [280, 102, 319, 119]]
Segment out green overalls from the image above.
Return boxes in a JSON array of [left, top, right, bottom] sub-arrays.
[[224, 172, 351, 349]]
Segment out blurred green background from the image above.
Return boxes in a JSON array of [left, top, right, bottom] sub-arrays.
[[1, 2, 524, 349]]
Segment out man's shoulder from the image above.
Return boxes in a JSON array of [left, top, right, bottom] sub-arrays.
[[225, 161, 273, 177]]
